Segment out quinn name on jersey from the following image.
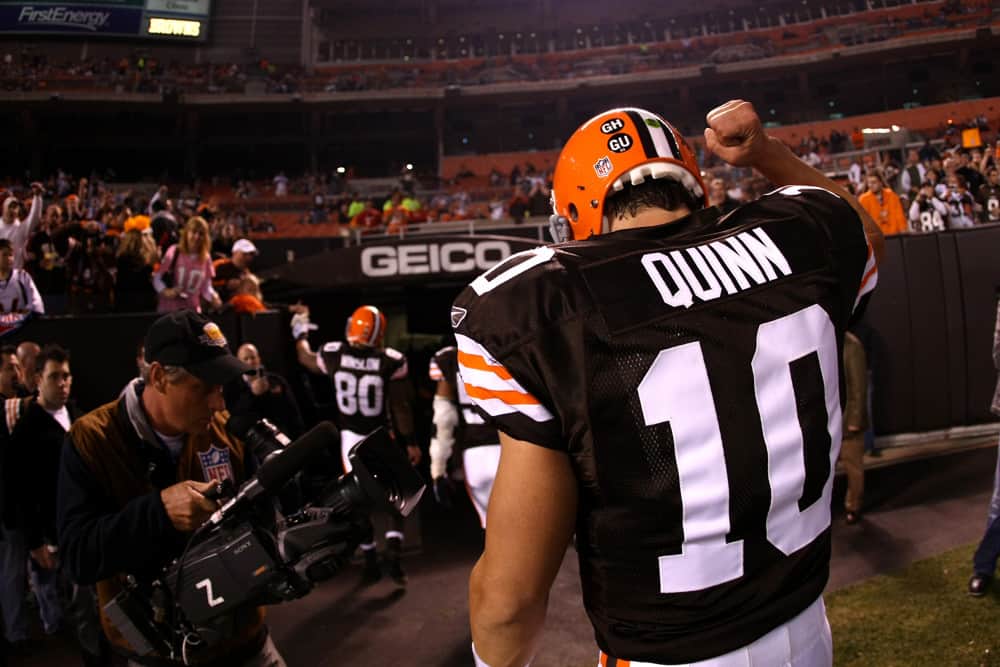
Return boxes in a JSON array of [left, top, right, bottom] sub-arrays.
[[452, 185, 877, 663]]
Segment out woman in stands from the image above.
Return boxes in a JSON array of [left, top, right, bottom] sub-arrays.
[[153, 216, 222, 313], [114, 229, 159, 313]]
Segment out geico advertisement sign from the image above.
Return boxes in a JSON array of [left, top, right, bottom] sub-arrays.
[[361, 241, 512, 277]]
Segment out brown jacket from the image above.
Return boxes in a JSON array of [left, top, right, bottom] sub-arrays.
[[843, 331, 869, 433], [65, 392, 264, 664]]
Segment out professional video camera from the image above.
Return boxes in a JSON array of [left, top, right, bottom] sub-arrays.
[[104, 420, 424, 662]]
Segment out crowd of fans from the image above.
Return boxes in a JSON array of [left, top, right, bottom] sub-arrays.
[[0, 106, 995, 322], [0, 0, 991, 96], [0, 178, 267, 318]]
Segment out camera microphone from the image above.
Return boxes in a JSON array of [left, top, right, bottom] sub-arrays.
[[210, 421, 338, 525]]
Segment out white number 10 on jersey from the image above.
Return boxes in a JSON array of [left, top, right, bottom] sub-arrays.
[[638, 304, 842, 594]]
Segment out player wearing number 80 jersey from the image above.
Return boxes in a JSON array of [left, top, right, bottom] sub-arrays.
[[292, 304, 418, 586], [463, 101, 885, 667]]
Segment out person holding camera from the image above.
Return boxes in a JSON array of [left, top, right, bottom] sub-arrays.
[[57, 310, 287, 666], [908, 181, 949, 233], [224, 343, 304, 439]]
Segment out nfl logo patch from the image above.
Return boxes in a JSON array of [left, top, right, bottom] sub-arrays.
[[198, 446, 235, 485], [593, 156, 613, 178]]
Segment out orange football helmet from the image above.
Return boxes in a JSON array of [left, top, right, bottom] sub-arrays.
[[345, 305, 387, 348], [550, 108, 707, 242]]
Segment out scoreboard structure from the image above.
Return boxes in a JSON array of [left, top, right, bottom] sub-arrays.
[[0, 0, 211, 41]]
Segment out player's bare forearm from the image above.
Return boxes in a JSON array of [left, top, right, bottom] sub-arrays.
[[705, 100, 884, 266], [469, 558, 547, 667], [469, 433, 578, 666]]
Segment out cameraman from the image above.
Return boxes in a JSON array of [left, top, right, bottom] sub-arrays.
[[57, 310, 287, 666]]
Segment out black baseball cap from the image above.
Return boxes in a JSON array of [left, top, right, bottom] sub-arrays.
[[144, 310, 250, 385]]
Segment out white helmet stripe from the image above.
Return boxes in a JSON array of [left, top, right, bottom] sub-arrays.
[[365, 305, 381, 345], [635, 109, 680, 161]]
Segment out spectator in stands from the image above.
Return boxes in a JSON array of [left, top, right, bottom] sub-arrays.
[[224, 343, 304, 439], [114, 229, 158, 313], [346, 192, 366, 220], [65, 227, 114, 315], [150, 198, 179, 254], [850, 126, 864, 151], [955, 149, 985, 195], [846, 159, 864, 194], [213, 238, 259, 303], [64, 195, 83, 223], [919, 139, 941, 163], [508, 183, 531, 220], [382, 190, 404, 216], [707, 177, 740, 214], [350, 198, 383, 230], [0, 345, 23, 399], [211, 221, 239, 258], [25, 203, 69, 314], [1, 182, 44, 269], [840, 330, 869, 525], [4, 345, 79, 639], [899, 149, 927, 203], [859, 172, 907, 236], [943, 173, 977, 229], [968, 295, 1000, 597], [16, 341, 40, 396], [228, 277, 267, 314], [908, 182, 949, 233], [385, 208, 409, 234], [274, 171, 289, 197], [977, 167, 1000, 224], [153, 216, 222, 313], [527, 181, 551, 217], [0, 238, 44, 315]]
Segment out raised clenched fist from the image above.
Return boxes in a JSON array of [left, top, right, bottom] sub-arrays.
[[703, 100, 771, 169]]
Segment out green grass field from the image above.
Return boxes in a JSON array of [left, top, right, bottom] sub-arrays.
[[828, 543, 1000, 666]]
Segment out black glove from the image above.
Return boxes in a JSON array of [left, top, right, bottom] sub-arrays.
[[432, 476, 454, 509]]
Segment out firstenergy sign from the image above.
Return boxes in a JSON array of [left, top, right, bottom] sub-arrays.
[[361, 241, 513, 278]]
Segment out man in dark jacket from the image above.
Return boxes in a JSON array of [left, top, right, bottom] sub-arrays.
[[5, 344, 80, 637], [224, 343, 304, 439], [57, 310, 287, 665]]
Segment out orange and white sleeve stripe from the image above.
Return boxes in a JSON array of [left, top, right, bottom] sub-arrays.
[[428, 358, 443, 381], [455, 333, 554, 424], [854, 240, 878, 313]]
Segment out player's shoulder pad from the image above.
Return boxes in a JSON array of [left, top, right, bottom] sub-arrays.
[[321, 341, 343, 354], [384, 346, 405, 361], [757, 184, 855, 216], [454, 245, 579, 352]]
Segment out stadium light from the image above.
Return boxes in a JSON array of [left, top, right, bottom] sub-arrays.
[[337, 166, 346, 174], [405, 163, 414, 171]]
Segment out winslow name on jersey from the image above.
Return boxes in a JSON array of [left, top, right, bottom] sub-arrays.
[[429, 346, 499, 450], [452, 186, 877, 663], [316, 341, 408, 435]]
